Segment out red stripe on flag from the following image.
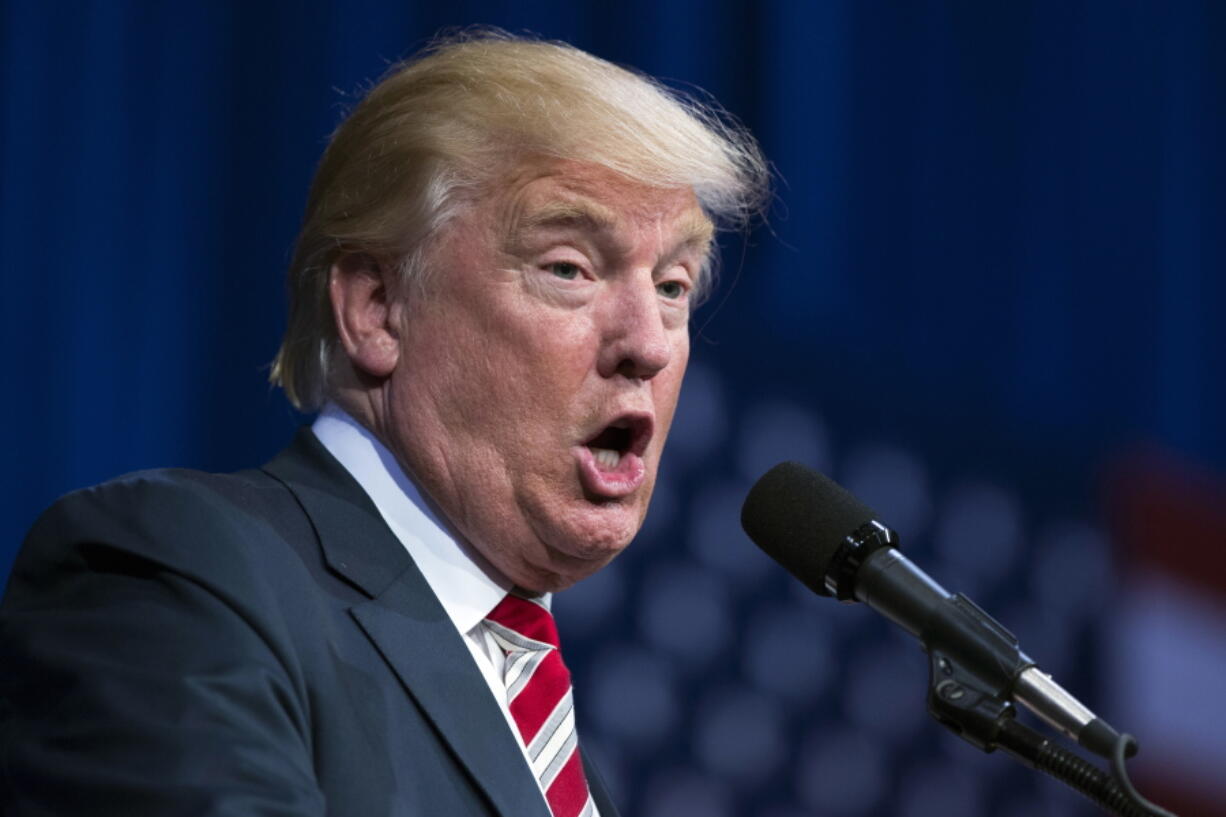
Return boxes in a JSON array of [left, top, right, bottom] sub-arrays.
[[1102, 446, 1226, 596], [1130, 769, 1221, 817]]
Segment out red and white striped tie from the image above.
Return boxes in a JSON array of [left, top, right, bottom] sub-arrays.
[[484, 593, 595, 817]]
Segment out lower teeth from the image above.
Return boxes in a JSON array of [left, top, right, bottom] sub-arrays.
[[593, 448, 621, 468]]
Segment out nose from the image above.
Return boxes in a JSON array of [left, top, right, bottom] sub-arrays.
[[596, 277, 673, 381]]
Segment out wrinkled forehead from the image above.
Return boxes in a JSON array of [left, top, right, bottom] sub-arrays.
[[490, 159, 716, 260]]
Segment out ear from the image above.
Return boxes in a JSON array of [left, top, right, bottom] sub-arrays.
[[329, 253, 401, 378]]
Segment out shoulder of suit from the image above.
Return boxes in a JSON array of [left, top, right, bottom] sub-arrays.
[[16, 466, 316, 598]]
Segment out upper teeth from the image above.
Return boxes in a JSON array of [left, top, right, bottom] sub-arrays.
[[593, 448, 622, 468]]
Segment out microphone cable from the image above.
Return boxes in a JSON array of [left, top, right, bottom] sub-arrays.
[[996, 720, 1177, 816], [1111, 734, 1178, 817]]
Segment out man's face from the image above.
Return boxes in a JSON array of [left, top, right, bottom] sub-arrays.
[[381, 159, 712, 592]]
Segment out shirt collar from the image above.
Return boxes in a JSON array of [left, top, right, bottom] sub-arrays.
[[311, 403, 542, 632]]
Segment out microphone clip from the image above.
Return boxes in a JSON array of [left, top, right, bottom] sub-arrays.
[[926, 648, 1018, 753], [925, 649, 1171, 816]]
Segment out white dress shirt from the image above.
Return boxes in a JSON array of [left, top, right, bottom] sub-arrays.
[[312, 404, 597, 813]]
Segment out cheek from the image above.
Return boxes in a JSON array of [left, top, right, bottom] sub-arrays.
[[410, 308, 598, 444], [495, 311, 599, 402], [401, 322, 486, 403]]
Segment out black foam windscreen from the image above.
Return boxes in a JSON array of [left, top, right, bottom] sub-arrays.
[[740, 461, 880, 596]]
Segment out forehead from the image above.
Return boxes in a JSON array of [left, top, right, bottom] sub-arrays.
[[492, 159, 714, 251]]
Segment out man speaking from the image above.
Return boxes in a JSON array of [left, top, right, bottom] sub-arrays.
[[0, 32, 768, 816]]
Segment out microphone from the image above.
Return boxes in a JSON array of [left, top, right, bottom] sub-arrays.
[[741, 461, 1125, 759]]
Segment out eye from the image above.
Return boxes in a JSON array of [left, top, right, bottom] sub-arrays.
[[547, 261, 582, 280], [657, 280, 688, 300]]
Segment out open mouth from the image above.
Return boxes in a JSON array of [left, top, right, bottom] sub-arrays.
[[583, 413, 653, 471]]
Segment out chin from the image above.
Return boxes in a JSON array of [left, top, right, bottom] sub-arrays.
[[512, 479, 651, 590], [563, 501, 644, 557], [515, 516, 635, 593], [536, 548, 623, 593]]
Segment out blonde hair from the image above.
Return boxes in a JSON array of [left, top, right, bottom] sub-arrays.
[[271, 30, 769, 410]]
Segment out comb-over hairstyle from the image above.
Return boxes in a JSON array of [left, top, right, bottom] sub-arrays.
[[271, 30, 770, 411]]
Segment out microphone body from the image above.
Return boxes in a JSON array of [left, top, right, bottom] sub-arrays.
[[742, 461, 1122, 758]]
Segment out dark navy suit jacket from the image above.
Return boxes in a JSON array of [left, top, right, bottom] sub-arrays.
[[0, 429, 618, 817]]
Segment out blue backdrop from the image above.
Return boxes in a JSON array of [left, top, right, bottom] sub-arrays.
[[3, 2, 1223, 816]]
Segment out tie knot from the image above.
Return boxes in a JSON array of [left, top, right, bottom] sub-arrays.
[[485, 592, 560, 652]]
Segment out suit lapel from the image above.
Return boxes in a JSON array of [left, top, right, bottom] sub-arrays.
[[349, 582, 549, 817], [582, 746, 621, 817], [264, 430, 551, 817]]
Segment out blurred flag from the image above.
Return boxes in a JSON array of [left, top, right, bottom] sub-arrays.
[[1104, 448, 1226, 817]]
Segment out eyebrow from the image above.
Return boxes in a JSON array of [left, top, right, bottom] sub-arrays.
[[672, 208, 717, 255], [511, 198, 716, 258], [514, 200, 619, 236]]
